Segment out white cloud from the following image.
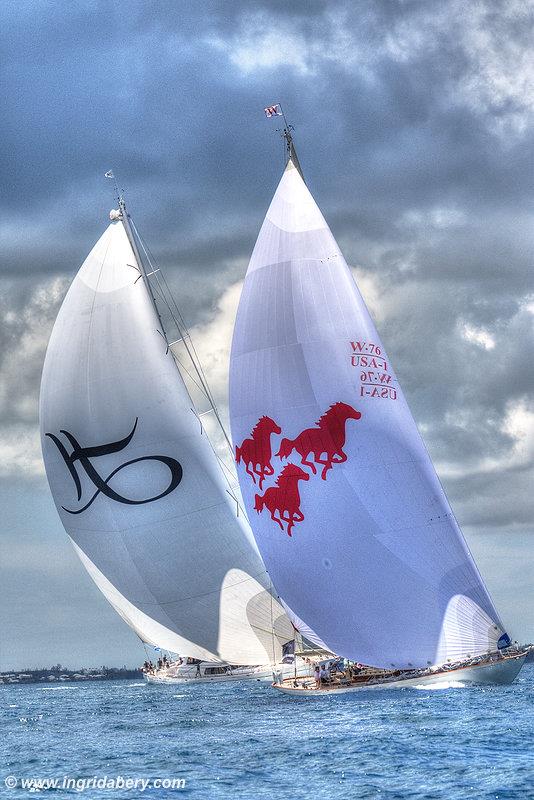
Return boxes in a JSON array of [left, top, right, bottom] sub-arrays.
[[350, 266, 387, 324], [189, 280, 243, 411], [0, 275, 69, 478], [385, 1, 534, 137], [211, 28, 311, 76], [456, 2, 534, 137], [207, 9, 368, 77], [438, 398, 534, 480], [401, 207, 466, 231], [0, 424, 43, 478], [502, 399, 534, 468], [208, 15, 312, 75], [460, 322, 496, 350]]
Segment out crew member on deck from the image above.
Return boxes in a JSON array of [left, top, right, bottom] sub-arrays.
[[314, 665, 321, 689]]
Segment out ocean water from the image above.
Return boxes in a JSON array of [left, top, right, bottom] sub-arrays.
[[1, 666, 533, 799]]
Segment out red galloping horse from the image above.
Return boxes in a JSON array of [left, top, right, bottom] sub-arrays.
[[235, 416, 282, 489], [276, 402, 361, 480], [254, 463, 309, 537]]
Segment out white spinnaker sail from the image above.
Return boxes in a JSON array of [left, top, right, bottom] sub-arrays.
[[229, 159, 509, 669], [40, 219, 293, 664]]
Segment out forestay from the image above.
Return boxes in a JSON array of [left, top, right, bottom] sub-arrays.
[[229, 159, 509, 669], [40, 218, 292, 665]]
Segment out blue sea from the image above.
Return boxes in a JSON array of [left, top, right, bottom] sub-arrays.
[[2, 666, 533, 799]]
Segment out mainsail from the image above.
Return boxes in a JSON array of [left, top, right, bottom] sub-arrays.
[[40, 208, 293, 665], [229, 156, 510, 669]]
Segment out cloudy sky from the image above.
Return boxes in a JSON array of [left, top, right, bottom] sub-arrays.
[[2, 0, 534, 670]]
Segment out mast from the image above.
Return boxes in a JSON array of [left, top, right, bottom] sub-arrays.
[[118, 195, 169, 345], [278, 105, 304, 182]]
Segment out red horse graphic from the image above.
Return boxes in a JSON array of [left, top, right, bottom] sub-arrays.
[[276, 402, 362, 480], [235, 416, 282, 489], [254, 463, 309, 537]]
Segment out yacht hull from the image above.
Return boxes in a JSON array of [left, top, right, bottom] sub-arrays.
[[145, 662, 311, 685], [274, 651, 527, 696]]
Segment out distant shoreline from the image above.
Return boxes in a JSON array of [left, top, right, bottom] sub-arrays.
[[1, 667, 142, 685]]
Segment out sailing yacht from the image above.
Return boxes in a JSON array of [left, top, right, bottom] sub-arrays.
[[39, 190, 302, 681], [228, 116, 528, 693], [143, 647, 310, 685]]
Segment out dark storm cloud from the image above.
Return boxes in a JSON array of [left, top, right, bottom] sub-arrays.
[[2, 0, 533, 284]]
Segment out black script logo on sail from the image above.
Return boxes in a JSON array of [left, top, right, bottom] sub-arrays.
[[46, 418, 183, 514]]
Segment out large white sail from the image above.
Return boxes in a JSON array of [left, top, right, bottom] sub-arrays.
[[229, 158, 510, 669], [40, 215, 293, 665]]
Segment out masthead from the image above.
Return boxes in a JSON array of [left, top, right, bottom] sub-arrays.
[[263, 103, 305, 182]]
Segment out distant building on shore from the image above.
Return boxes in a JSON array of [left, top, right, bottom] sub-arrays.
[[0, 666, 141, 685]]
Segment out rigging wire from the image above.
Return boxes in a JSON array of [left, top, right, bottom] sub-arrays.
[[129, 219, 233, 451], [137, 229, 229, 431]]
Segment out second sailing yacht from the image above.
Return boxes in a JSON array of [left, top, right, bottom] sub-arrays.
[[39, 187, 308, 684]]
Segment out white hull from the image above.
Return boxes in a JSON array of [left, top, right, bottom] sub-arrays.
[[275, 651, 527, 696], [145, 661, 311, 685]]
